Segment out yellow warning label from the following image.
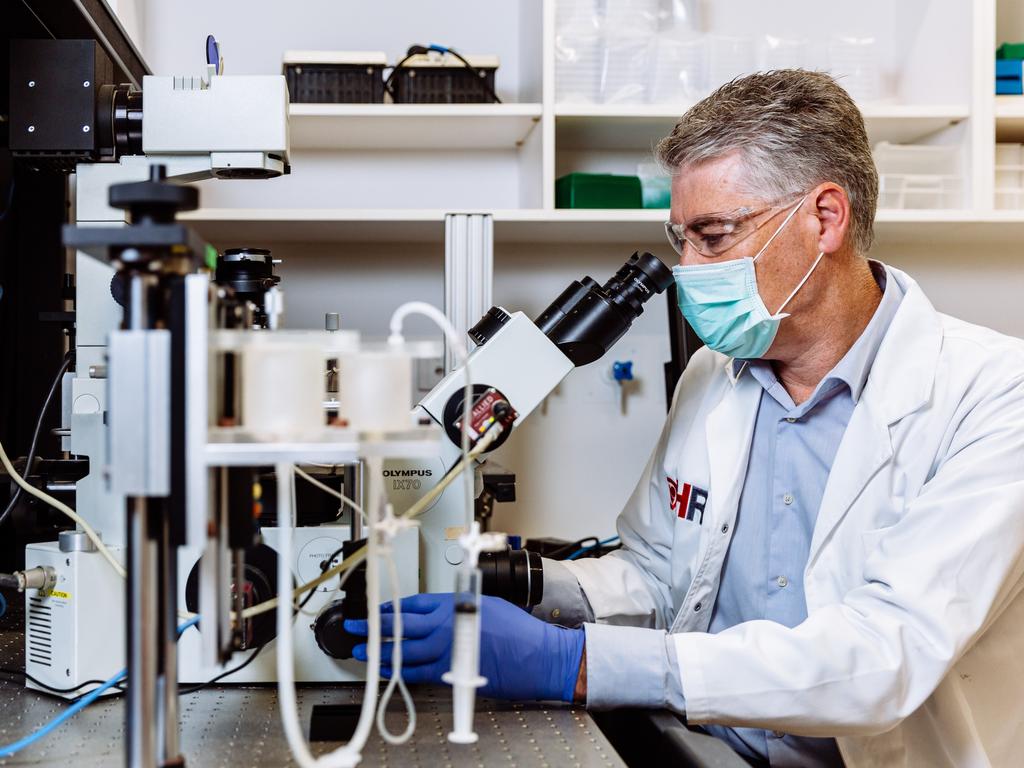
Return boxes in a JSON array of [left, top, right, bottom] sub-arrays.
[[47, 590, 71, 600]]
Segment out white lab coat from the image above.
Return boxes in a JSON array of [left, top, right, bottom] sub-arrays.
[[564, 266, 1024, 767]]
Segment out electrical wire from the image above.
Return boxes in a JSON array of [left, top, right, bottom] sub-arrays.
[[546, 536, 600, 560], [0, 668, 124, 758], [294, 465, 368, 523], [0, 668, 109, 695], [0, 437, 125, 579], [178, 644, 264, 695], [0, 617, 197, 759], [566, 536, 620, 561], [384, 44, 501, 104], [0, 352, 73, 529]]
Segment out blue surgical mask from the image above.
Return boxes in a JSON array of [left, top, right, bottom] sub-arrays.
[[671, 196, 824, 360]]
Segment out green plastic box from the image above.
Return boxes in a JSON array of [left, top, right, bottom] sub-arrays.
[[997, 42, 1024, 60], [556, 173, 643, 209]]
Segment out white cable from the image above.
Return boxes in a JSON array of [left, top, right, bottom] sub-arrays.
[[375, 551, 416, 745], [274, 463, 319, 768], [387, 301, 475, 531], [294, 465, 368, 523], [0, 437, 126, 579], [276, 459, 383, 768]]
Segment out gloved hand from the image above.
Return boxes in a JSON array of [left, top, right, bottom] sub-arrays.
[[344, 593, 584, 702]]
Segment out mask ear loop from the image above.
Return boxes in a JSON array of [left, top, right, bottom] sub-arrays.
[[772, 250, 825, 319], [751, 194, 809, 264]]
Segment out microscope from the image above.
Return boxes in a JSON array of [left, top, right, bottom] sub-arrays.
[[8, 35, 674, 768]]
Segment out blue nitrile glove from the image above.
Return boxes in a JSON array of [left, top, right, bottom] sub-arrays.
[[344, 593, 584, 702]]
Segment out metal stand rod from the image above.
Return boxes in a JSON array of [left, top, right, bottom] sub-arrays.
[[157, 509, 182, 765], [127, 496, 158, 768], [344, 463, 363, 540]]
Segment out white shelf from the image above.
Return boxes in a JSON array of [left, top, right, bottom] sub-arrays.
[[288, 103, 543, 150], [181, 207, 1024, 246], [554, 104, 971, 151], [996, 96, 1024, 142]]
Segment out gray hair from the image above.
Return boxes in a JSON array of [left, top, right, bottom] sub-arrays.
[[656, 70, 879, 255]]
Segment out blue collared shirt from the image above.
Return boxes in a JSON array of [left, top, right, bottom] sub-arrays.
[[703, 260, 903, 766]]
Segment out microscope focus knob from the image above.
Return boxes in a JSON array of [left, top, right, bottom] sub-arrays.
[[312, 600, 360, 659]]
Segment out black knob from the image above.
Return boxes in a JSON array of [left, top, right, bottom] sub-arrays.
[[312, 600, 360, 659], [467, 306, 512, 347], [108, 164, 199, 225]]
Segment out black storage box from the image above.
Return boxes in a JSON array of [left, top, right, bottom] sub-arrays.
[[392, 53, 499, 103], [283, 50, 387, 103]]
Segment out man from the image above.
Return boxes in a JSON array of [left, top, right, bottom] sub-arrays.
[[347, 71, 1024, 767]]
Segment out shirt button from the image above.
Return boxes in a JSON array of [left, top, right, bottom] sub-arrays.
[[776, 575, 789, 588], [772, 730, 786, 739], [785, 416, 797, 423], [783, 493, 794, 506]]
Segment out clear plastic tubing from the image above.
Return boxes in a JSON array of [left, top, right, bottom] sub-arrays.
[[442, 567, 486, 744]]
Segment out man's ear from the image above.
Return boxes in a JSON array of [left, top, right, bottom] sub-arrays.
[[812, 183, 851, 254]]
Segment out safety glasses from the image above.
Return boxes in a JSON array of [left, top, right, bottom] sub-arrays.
[[664, 193, 807, 258]]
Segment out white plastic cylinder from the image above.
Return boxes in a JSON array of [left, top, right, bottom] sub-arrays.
[[241, 340, 324, 439], [336, 350, 413, 432]]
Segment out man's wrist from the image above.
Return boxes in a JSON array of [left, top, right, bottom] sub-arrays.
[[573, 643, 587, 704]]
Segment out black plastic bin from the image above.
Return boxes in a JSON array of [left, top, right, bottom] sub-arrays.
[[391, 54, 498, 103], [283, 51, 387, 103]]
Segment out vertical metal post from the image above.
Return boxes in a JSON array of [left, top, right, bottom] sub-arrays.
[[344, 462, 363, 541], [127, 496, 158, 768], [444, 213, 494, 372], [157, 508, 181, 764], [124, 271, 159, 768]]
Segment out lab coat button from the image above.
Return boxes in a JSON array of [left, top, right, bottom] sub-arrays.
[[776, 575, 789, 588], [694, 602, 702, 612], [721, 523, 729, 534]]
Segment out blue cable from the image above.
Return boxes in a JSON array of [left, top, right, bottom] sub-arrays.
[[566, 536, 620, 560], [0, 591, 7, 618], [0, 616, 199, 758]]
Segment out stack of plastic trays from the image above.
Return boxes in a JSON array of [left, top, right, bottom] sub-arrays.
[[828, 37, 883, 104], [996, 143, 1024, 210], [873, 142, 964, 209], [555, 0, 658, 105]]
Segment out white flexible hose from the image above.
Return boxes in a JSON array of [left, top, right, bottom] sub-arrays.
[[375, 552, 416, 745], [387, 301, 475, 531], [0, 437, 126, 579], [274, 463, 319, 768], [276, 460, 383, 768]]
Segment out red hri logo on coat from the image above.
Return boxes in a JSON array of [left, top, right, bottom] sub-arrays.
[[667, 477, 708, 525]]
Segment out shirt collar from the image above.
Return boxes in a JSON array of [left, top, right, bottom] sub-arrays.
[[732, 260, 904, 406]]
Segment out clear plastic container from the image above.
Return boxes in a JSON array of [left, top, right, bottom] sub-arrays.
[[873, 142, 964, 209], [648, 35, 707, 104], [829, 36, 883, 103], [995, 143, 1024, 209]]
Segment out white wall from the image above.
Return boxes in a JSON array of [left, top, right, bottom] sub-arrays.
[[127, 0, 1024, 543]]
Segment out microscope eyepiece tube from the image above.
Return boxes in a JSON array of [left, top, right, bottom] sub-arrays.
[[536, 252, 673, 367]]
